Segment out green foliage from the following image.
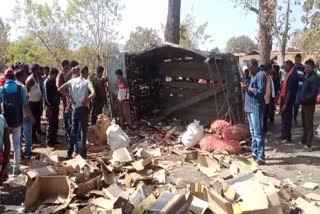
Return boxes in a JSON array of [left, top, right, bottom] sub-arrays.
[[225, 35, 258, 53], [7, 36, 55, 66], [13, 0, 70, 64], [125, 27, 161, 52], [179, 14, 211, 49], [0, 18, 10, 71]]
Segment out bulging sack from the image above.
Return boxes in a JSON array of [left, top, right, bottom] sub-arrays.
[[223, 124, 250, 142], [199, 135, 241, 154], [106, 119, 130, 151], [95, 114, 112, 145], [210, 120, 231, 135], [181, 120, 204, 147]]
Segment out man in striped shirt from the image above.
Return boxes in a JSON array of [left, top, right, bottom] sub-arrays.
[[293, 54, 305, 126]]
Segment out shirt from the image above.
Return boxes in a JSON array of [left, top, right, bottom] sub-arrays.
[[282, 69, 299, 106], [90, 74, 107, 104], [118, 82, 129, 101], [301, 71, 319, 105], [66, 77, 92, 108], [0, 114, 7, 154], [244, 70, 266, 113], [0, 79, 28, 107], [44, 79, 60, 107], [295, 64, 305, 88]]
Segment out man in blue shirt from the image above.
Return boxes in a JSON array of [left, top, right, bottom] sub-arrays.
[[0, 69, 31, 175], [241, 59, 266, 165]]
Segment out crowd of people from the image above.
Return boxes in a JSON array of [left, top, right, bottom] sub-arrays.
[[242, 54, 320, 165], [0, 60, 119, 181]]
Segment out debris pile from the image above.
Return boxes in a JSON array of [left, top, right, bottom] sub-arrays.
[[3, 119, 320, 213]]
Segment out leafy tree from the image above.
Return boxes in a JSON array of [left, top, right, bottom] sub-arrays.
[[67, 0, 123, 66], [233, 0, 277, 63], [125, 27, 161, 52], [225, 35, 258, 53], [164, 0, 181, 44], [13, 0, 71, 64], [0, 18, 10, 71], [7, 35, 59, 66], [179, 14, 211, 49]]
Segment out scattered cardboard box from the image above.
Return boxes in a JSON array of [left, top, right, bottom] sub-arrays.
[[303, 182, 319, 190], [112, 148, 133, 163], [113, 192, 135, 214], [306, 192, 320, 201], [132, 157, 153, 171], [26, 166, 57, 179], [64, 155, 87, 171], [189, 195, 209, 214], [24, 176, 72, 213], [103, 184, 124, 200], [231, 179, 269, 212], [153, 169, 166, 184], [148, 192, 189, 214], [296, 197, 320, 214], [125, 172, 153, 188], [75, 175, 103, 196]]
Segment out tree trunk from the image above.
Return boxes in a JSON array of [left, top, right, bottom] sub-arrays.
[[258, 0, 276, 64], [164, 0, 181, 44]]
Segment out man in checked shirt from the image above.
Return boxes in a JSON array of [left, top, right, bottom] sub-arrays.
[[241, 58, 267, 165]]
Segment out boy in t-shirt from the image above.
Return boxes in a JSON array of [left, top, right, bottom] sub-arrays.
[[115, 69, 132, 128]]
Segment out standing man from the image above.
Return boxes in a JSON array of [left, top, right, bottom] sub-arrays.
[[263, 63, 275, 134], [300, 59, 319, 151], [0, 69, 31, 175], [90, 66, 107, 125], [58, 66, 95, 158], [57, 60, 72, 138], [241, 59, 266, 165], [270, 65, 281, 123], [26, 64, 44, 142], [293, 54, 305, 126], [279, 60, 299, 144], [44, 68, 60, 148], [15, 69, 34, 159]]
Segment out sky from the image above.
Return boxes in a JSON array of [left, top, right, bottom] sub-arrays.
[[0, 0, 305, 51]]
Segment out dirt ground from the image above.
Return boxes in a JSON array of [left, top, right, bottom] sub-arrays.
[[1, 107, 320, 212]]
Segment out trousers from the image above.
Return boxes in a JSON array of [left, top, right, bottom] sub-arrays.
[[46, 106, 59, 147], [68, 106, 89, 157], [301, 105, 315, 147], [29, 101, 42, 138], [247, 110, 265, 161], [22, 117, 32, 156]]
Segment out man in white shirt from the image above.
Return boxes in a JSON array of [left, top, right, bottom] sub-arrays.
[[58, 66, 95, 158]]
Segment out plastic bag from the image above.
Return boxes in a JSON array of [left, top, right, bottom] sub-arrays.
[[223, 124, 250, 142], [181, 120, 204, 147], [106, 119, 130, 151], [95, 114, 112, 145], [199, 135, 241, 154], [210, 120, 231, 135]]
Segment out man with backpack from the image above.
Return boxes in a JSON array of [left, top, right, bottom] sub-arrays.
[[0, 69, 31, 175]]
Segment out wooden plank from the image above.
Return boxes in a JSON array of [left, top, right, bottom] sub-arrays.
[[160, 62, 225, 79], [162, 86, 225, 115]]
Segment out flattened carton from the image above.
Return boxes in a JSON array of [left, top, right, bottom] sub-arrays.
[[24, 176, 72, 213]]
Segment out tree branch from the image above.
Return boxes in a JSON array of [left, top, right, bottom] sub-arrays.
[[249, 6, 259, 14]]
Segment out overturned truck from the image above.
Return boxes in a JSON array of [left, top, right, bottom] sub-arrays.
[[107, 43, 244, 125]]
